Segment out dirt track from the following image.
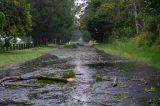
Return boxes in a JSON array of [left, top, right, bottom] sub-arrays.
[[0, 46, 160, 106]]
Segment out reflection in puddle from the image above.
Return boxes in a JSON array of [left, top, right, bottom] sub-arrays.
[[70, 60, 93, 105]]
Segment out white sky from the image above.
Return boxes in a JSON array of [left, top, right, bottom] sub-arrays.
[[75, 0, 85, 5], [75, 0, 87, 19]]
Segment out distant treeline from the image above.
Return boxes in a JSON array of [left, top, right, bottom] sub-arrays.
[[0, 0, 75, 46], [81, 0, 160, 47]]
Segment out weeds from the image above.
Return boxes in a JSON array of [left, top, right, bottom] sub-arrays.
[[112, 94, 124, 101], [147, 97, 160, 105], [144, 87, 156, 93], [95, 74, 103, 81], [62, 70, 76, 78]]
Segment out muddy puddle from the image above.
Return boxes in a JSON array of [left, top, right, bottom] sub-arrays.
[[0, 46, 160, 106]]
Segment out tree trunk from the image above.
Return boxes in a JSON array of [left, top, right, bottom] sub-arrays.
[[0, 76, 75, 87], [133, 0, 139, 34], [157, 23, 160, 38]]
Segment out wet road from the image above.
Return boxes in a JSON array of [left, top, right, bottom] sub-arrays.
[[0, 46, 160, 106]]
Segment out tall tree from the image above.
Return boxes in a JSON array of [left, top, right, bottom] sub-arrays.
[[140, 0, 160, 37], [0, 0, 32, 37], [81, 0, 134, 42], [0, 12, 5, 33], [29, 0, 74, 45], [133, 0, 139, 34]]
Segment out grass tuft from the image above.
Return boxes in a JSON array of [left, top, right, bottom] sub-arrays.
[[62, 70, 76, 78], [147, 97, 160, 105], [112, 94, 124, 101], [95, 74, 103, 81], [144, 87, 156, 93]]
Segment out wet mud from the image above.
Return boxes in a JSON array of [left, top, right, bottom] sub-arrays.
[[0, 46, 160, 106]]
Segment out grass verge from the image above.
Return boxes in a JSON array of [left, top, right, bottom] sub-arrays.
[[0, 46, 55, 66], [95, 41, 160, 69]]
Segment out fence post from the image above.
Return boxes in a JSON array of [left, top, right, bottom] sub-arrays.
[[30, 43, 31, 48], [18, 44, 20, 50], [13, 44, 15, 50], [27, 43, 29, 48], [10, 44, 12, 51]]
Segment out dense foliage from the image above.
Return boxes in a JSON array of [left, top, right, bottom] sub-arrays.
[[28, 0, 74, 45], [0, 0, 32, 37], [0, 0, 75, 46], [81, 0, 160, 47]]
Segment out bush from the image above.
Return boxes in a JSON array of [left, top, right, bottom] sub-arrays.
[[154, 38, 160, 48], [110, 27, 134, 41], [89, 40, 97, 45], [131, 32, 155, 47], [82, 31, 91, 42]]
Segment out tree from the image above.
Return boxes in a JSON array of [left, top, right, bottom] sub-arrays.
[[29, 0, 74, 45], [0, 0, 32, 38], [80, 0, 112, 42], [133, 0, 140, 34], [80, 0, 135, 42], [0, 12, 5, 33], [140, 0, 160, 37]]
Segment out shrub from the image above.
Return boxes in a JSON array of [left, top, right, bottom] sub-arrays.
[[110, 27, 134, 41], [131, 32, 155, 47], [153, 38, 160, 48], [89, 40, 97, 45]]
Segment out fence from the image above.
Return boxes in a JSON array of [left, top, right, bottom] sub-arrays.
[[0, 43, 34, 52]]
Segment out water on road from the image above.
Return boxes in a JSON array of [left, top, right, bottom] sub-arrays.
[[0, 46, 160, 106]]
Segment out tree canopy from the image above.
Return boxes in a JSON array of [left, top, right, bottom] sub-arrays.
[[80, 0, 160, 46], [0, 0, 32, 37], [0, 0, 75, 45], [29, 0, 75, 45]]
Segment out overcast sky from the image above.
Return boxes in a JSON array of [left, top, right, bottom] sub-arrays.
[[75, 0, 87, 19], [75, 0, 85, 4]]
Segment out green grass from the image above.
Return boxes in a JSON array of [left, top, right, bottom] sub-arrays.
[[95, 41, 160, 69], [0, 46, 55, 66], [147, 97, 160, 106], [34, 72, 65, 87], [94, 74, 103, 81], [62, 70, 76, 78], [112, 94, 126, 101]]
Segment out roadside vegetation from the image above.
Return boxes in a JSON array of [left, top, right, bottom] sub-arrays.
[[80, 0, 160, 68], [0, 0, 75, 66], [147, 97, 160, 106], [95, 41, 160, 69], [0, 46, 55, 66]]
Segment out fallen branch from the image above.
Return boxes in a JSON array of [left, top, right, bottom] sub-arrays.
[[111, 78, 119, 87], [2, 83, 40, 87], [0, 76, 75, 87]]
